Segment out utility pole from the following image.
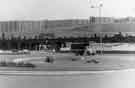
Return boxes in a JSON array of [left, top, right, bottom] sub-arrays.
[[89, 0, 103, 55]]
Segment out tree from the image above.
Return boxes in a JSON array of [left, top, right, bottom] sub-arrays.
[[2, 33, 5, 40], [23, 36, 26, 40]]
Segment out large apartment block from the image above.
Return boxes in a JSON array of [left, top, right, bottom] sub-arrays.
[[1, 17, 135, 39], [0, 19, 89, 39]]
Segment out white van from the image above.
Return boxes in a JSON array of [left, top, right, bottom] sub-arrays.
[[84, 46, 97, 56]]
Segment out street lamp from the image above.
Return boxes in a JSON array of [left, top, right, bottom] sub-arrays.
[[89, 0, 103, 55]]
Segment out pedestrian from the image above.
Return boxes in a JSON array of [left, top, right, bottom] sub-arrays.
[[45, 56, 54, 63]]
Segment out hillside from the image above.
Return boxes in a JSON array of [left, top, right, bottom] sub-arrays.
[[53, 23, 135, 37]]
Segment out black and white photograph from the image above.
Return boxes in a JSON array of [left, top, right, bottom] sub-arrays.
[[0, 0, 135, 88]]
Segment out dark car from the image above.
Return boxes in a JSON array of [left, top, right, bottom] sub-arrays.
[[71, 43, 88, 56]]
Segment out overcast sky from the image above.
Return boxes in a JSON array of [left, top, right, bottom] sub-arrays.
[[0, 0, 135, 20]]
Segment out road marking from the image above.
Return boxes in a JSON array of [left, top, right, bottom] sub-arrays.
[[0, 68, 134, 76]]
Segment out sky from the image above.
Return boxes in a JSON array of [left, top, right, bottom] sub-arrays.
[[0, 0, 135, 20]]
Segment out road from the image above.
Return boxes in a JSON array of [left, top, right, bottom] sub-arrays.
[[0, 52, 135, 71], [0, 52, 135, 88]]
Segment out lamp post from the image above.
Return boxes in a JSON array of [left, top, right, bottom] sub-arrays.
[[90, 0, 103, 55]]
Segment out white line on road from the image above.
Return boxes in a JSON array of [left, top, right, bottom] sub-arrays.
[[0, 68, 135, 76]]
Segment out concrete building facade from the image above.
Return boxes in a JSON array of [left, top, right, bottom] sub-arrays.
[[0, 19, 89, 39]]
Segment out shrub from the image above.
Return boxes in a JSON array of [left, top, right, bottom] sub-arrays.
[[6, 62, 16, 67], [16, 62, 36, 68], [0, 61, 7, 66], [0, 61, 36, 68]]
